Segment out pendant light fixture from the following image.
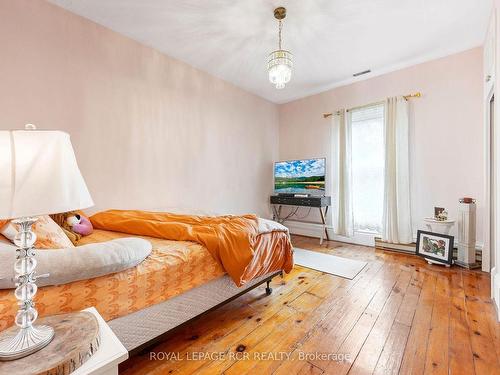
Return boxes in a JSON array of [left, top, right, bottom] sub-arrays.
[[268, 7, 293, 89]]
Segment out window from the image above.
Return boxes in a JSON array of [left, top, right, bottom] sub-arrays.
[[350, 104, 385, 233]]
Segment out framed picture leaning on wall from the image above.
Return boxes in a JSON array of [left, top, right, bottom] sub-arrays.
[[416, 230, 454, 265]]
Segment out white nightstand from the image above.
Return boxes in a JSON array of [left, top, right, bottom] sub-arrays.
[[423, 217, 455, 235], [73, 307, 128, 375]]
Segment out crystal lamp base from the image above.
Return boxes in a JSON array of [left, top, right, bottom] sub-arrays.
[[0, 325, 55, 361], [0, 217, 55, 361]]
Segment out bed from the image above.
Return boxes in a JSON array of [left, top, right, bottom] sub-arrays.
[[0, 213, 293, 353]]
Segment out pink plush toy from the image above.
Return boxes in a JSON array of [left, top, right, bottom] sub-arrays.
[[67, 214, 93, 236]]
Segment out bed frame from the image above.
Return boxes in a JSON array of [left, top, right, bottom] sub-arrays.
[[109, 270, 282, 356]]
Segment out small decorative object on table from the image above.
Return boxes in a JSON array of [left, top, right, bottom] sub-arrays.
[[416, 230, 454, 267], [0, 125, 93, 360], [434, 207, 448, 221]]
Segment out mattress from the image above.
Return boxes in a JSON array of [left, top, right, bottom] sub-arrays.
[[0, 230, 224, 330], [0, 229, 290, 331]]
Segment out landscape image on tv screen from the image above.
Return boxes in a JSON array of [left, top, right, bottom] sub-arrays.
[[274, 158, 326, 195]]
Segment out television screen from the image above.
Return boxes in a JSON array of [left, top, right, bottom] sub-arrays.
[[274, 158, 326, 195]]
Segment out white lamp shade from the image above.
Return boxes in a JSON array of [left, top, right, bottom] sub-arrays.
[[0, 130, 94, 219]]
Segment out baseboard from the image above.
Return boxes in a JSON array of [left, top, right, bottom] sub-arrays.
[[283, 220, 322, 238], [374, 238, 416, 253], [492, 267, 500, 322], [284, 220, 373, 247], [284, 220, 484, 254]]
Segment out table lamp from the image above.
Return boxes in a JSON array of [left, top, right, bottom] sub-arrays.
[[0, 125, 93, 360]]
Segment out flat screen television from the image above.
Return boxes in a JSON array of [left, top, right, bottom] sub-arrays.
[[274, 158, 326, 196]]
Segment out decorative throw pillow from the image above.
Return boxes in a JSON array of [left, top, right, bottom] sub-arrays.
[[0, 215, 74, 249]]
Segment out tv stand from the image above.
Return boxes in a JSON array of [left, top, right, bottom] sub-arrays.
[[270, 195, 332, 244], [276, 193, 313, 198]]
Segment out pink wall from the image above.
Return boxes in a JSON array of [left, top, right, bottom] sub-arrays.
[[0, 0, 485, 242], [279, 48, 485, 244], [0, 0, 279, 216]]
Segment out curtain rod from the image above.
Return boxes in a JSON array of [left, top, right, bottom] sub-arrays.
[[322, 92, 422, 119]]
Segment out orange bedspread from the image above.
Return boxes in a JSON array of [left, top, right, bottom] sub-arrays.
[[90, 210, 293, 286], [0, 230, 224, 330], [0, 228, 292, 330]]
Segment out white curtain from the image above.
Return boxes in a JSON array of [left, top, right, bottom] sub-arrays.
[[332, 109, 353, 237], [382, 96, 412, 244]]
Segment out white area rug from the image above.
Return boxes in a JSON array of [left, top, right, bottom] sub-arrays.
[[294, 248, 367, 280]]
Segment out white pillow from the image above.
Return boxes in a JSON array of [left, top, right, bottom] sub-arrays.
[[0, 238, 152, 289]]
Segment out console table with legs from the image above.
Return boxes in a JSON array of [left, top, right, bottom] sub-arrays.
[[270, 195, 332, 244]]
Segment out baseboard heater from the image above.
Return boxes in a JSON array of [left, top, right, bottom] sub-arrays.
[[374, 237, 482, 264], [374, 238, 416, 253]]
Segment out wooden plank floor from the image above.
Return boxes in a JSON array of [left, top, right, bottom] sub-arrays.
[[120, 235, 499, 375]]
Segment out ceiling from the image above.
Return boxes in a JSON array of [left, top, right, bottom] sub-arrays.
[[47, 0, 492, 104]]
